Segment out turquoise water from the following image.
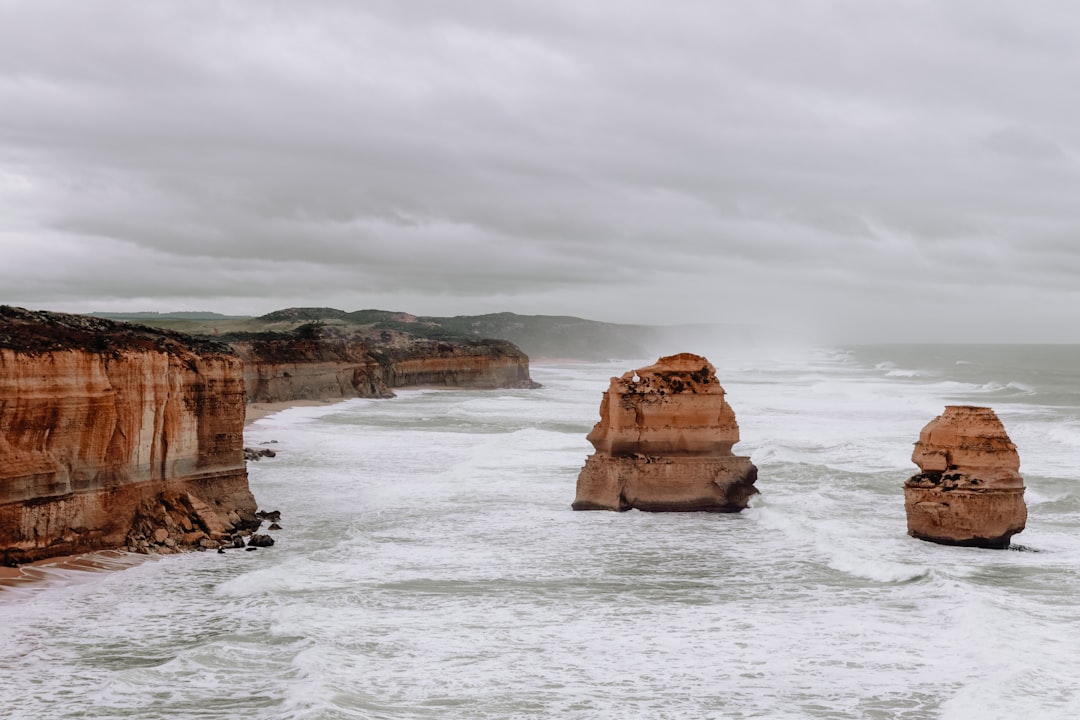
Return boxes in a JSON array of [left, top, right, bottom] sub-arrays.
[[2, 345, 1079, 718]]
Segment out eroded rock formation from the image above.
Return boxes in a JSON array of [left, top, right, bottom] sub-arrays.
[[573, 353, 758, 512], [0, 306, 259, 565], [904, 405, 1026, 548]]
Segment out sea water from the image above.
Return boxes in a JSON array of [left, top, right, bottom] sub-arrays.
[[2, 345, 1080, 719]]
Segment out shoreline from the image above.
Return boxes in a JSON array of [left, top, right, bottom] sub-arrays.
[[0, 550, 152, 594], [243, 381, 545, 427], [245, 399, 346, 426]]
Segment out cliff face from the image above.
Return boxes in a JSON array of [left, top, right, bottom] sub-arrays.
[[230, 334, 393, 402], [232, 328, 538, 404], [903, 405, 1026, 548], [573, 353, 758, 512], [0, 306, 258, 565]]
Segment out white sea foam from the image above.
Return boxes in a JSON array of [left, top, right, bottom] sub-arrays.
[[4, 349, 1080, 718]]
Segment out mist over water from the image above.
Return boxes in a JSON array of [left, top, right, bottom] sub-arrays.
[[3, 345, 1080, 718]]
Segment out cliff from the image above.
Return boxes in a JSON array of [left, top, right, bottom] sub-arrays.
[[227, 320, 539, 405], [0, 306, 259, 565], [573, 353, 758, 512], [903, 405, 1027, 548]]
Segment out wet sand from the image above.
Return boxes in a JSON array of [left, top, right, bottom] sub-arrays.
[[0, 550, 153, 594], [245, 399, 344, 426]]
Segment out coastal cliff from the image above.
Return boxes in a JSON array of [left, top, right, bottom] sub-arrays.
[[224, 313, 539, 405], [0, 306, 258, 565]]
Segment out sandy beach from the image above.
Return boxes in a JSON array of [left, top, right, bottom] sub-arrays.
[[0, 550, 152, 593], [245, 399, 345, 426]]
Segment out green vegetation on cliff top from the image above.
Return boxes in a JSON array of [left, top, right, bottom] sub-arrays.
[[92, 308, 765, 361]]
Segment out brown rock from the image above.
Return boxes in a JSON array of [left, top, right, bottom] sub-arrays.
[[247, 533, 275, 547], [903, 405, 1027, 548], [232, 331, 539, 404], [0, 306, 259, 565], [573, 353, 758, 512]]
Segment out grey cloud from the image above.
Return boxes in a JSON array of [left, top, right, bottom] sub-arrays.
[[3, 0, 1080, 340]]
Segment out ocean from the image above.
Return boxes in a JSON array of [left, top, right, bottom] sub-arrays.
[[2, 344, 1080, 719]]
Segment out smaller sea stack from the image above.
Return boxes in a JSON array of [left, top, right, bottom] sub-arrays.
[[904, 405, 1027, 548], [573, 353, 758, 512]]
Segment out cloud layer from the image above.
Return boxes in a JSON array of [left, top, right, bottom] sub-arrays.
[[3, 1, 1080, 341]]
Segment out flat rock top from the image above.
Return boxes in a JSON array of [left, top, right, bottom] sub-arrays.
[[617, 353, 721, 394]]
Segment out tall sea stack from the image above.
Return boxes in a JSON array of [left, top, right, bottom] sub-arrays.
[[573, 353, 758, 512], [0, 306, 258, 565], [903, 405, 1027, 548]]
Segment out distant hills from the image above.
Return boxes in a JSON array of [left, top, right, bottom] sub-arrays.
[[91, 311, 250, 321], [91, 308, 762, 361]]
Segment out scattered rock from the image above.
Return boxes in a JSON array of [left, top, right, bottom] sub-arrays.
[[248, 533, 275, 547], [256, 510, 282, 523], [244, 447, 277, 461], [268, 522, 282, 531]]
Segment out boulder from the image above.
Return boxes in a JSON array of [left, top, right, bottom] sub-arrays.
[[247, 533, 275, 547], [573, 353, 758, 512], [903, 405, 1026, 548]]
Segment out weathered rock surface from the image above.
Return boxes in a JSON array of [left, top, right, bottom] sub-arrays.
[[230, 325, 539, 404], [904, 405, 1026, 548], [0, 306, 259, 565], [247, 533, 275, 547], [573, 353, 758, 512]]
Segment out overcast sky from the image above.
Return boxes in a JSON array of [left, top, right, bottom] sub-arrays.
[[3, 1, 1080, 342]]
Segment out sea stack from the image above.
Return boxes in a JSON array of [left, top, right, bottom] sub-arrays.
[[903, 405, 1026, 548], [0, 306, 259, 565], [572, 353, 758, 512]]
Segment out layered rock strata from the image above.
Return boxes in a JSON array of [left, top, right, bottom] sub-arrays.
[[903, 405, 1026, 548], [573, 353, 758, 512], [0, 306, 259, 565], [231, 330, 538, 404]]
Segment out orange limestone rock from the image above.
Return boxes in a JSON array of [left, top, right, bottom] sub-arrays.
[[903, 405, 1026, 549], [0, 306, 259, 565], [573, 353, 758, 512]]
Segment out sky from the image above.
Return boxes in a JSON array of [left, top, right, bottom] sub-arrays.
[[3, 1, 1080, 342]]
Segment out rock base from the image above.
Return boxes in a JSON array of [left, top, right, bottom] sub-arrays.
[[904, 481, 1026, 549], [573, 455, 758, 512], [0, 473, 257, 566]]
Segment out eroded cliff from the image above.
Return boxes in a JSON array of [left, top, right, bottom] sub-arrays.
[[230, 322, 538, 404], [0, 306, 258, 565]]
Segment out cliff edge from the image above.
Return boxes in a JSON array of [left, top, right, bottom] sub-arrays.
[[0, 306, 259, 565], [221, 313, 540, 405]]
